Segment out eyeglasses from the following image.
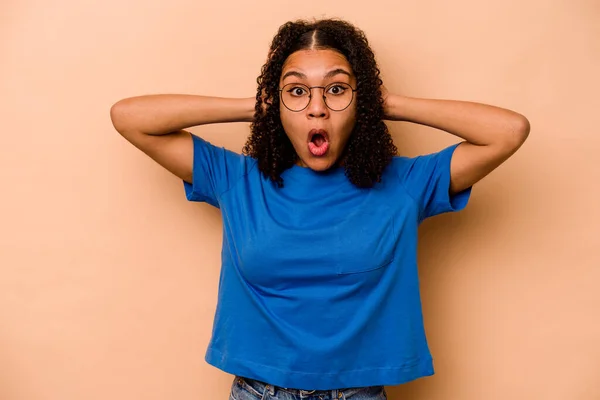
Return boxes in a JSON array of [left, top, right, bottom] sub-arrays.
[[278, 82, 357, 112]]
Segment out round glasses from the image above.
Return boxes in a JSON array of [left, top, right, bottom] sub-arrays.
[[278, 82, 357, 112]]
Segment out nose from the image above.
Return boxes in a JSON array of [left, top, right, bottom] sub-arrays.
[[307, 90, 328, 118]]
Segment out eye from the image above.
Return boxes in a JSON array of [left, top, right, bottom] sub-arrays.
[[286, 86, 308, 97], [326, 84, 348, 95]]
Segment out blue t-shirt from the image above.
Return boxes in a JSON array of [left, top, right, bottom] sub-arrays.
[[183, 134, 471, 390]]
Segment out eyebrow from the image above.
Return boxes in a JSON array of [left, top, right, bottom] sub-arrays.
[[281, 68, 352, 81]]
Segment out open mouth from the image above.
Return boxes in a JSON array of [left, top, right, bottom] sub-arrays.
[[308, 129, 330, 156]]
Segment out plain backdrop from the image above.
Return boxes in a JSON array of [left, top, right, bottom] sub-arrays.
[[1, 0, 599, 399]]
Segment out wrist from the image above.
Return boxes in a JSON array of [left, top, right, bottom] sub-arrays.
[[242, 97, 256, 122], [384, 94, 409, 121]]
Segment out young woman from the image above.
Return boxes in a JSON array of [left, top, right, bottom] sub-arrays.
[[110, 18, 529, 400]]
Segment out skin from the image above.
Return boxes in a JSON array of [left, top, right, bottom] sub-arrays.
[[278, 49, 357, 171], [278, 48, 531, 194], [381, 89, 530, 195], [111, 47, 530, 197]]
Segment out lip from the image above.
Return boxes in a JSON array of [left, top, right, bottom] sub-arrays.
[[308, 129, 329, 143]]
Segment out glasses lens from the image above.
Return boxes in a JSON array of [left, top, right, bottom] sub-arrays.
[[280, 82, 354, 111], [281, 83, 310, 111], [324, 82, 353, 111]]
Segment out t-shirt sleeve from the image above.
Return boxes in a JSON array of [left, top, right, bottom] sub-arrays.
[[182, 134, 248, 208], [397, 142, 472, 222]]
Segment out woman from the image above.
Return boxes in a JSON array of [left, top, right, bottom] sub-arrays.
[[110, 18, 529, 400]]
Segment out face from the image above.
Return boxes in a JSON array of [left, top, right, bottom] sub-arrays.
[[279, 49, 357, 171]]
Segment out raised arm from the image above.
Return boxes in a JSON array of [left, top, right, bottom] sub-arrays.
[[109, 94, 255, 183], [383, 92, 530, 194]]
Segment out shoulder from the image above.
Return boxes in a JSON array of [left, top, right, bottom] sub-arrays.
[[191, 134, 258, 171], [388, 143, 461, 181]]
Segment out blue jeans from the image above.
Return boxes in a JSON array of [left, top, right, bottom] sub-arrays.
[[230, 376, 387, 400]]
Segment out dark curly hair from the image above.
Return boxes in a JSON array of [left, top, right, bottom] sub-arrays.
[[242, 18, 397, 188]]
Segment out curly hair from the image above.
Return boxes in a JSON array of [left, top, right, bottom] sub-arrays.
[[242, 18, 397, 188]]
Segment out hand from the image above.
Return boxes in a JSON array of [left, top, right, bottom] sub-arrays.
[[380, 86, 409, 121]]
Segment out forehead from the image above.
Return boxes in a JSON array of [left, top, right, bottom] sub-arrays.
[[281, 49, 354, 80]]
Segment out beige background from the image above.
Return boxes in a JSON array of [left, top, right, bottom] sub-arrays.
[[1, 0, 599, 399]]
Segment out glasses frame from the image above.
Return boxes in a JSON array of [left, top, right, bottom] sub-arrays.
[[278, 82, 358, 112]]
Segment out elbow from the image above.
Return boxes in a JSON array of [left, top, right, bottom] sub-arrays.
[[505, 114, 530, 150], [516, 114, 531, 140], [109, 99, 133, 135]]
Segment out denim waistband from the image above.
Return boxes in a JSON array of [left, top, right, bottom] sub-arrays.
[[237, 376, 384, 399], [238, 376, 340, 398]]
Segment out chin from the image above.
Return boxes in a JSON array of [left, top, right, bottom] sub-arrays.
[[301, 156, 338, 171]]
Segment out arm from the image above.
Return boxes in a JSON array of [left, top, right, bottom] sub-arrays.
[[109, 94, 255, 183], [383, 93, 530, 194]]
